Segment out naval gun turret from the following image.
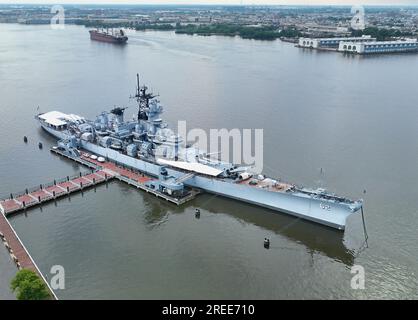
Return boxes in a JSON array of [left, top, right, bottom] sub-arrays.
[[110, 106, 127, 124], [145, 167, 185, 197]]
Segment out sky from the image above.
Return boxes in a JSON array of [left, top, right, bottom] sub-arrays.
[[0, 0, 416, 5]]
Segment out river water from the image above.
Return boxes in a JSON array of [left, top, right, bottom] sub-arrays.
[[0, 23, 417, 299]]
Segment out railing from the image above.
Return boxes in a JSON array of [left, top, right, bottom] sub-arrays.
[[0, 170, 98, 201], [175, 172, 196, 184]]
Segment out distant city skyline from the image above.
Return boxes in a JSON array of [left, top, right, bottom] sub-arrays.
[[0, 0, 418, 6]]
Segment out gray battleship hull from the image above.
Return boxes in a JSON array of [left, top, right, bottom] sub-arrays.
[[40, 123, 358, 230]]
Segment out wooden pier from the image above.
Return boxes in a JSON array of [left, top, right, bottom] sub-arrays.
[[115, 173, 200, 205], [0, 148, 201, 301], [0, 212, 58, 299], [0, 149, 200, 215], [0, 170, 113, 216], [52, 148, 201, 206]]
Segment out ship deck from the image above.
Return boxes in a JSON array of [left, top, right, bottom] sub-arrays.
[[54, 148, 201, 206], [237, 177, 294, 193]]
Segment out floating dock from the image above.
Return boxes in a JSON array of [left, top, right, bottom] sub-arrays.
[[53, 148, 201, 205], [0, 148, 199, 215], [0, 170, 113, 216]]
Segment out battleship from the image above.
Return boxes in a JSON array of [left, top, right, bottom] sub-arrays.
[[35, 75, 363, 230], [89, 29, 128, 44]]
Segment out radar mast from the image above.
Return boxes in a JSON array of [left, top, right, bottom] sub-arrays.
[[134, 73, 156, 122]]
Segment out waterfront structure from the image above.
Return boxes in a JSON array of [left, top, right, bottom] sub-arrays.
[[338, 39, 418, 54], [0, 212, 57, 299], [0, 148, 199, 216], [34, 75, 363, 230], [304, 24, 351, 37], [0, 170, 113, 215], [298, 35, 375, 49]]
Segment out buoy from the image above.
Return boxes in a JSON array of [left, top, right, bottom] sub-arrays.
[[23, 136, 28, 143], [195, 208, 200, 218], [38, 142, 43, 149], [264, 238, 270, 249]]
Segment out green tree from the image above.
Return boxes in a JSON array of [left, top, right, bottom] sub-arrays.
[[351, 27, 414, 41], [10, 269, 51, 300]]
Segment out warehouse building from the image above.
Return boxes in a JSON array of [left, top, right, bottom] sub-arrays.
[[338, 39, 418, 54], [298, 35, 375, 49]]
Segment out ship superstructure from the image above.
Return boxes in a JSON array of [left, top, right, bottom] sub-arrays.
[[36, 75, 363, 230]]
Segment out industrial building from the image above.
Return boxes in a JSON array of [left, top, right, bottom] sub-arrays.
[[298, 35, 375, 49], [304, 24, 351, 37], [338, 39, 418, 54]]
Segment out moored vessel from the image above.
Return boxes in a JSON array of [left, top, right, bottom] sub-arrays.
[[35, 75, 363, 231]]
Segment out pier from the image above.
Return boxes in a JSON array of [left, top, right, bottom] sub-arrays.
[[0, 147, 200, 300], [53, 148, 201, 205], [0, 148, 201, 215], [0, 170, 113, 216], [0, 212, 58, 299]]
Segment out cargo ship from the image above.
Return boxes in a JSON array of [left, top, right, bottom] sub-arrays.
[[89, 29, 128, 44], [35, 75, 363, 231]]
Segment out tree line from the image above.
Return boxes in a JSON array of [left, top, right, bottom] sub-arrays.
[[351, 27, 416, 41], [75, 19, 302, 41]]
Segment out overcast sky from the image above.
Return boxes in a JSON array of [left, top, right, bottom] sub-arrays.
[[0, 1, 417, 5]]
